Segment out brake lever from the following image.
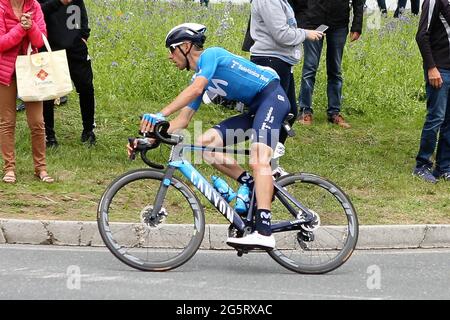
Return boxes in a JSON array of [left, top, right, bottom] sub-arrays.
[[128, 138, 137, 160]]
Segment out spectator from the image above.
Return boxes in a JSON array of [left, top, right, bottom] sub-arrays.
[[249, 0, 323, 174], [394, 0, 420, 17], [0, 0, 54, 183], [297, 0, 364, 128], [363, 1, 387, 16], [38, 0, 97, 147], [413, 0, 450, 183], [377, 0, 388, 16]]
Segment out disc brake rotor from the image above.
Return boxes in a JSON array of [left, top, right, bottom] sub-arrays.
[[140, 205, 168, 228]]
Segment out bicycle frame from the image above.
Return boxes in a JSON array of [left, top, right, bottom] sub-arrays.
[[149, 143, 316, 234]]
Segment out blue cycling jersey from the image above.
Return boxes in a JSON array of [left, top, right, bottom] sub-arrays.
[[188, 47, 279, 111]]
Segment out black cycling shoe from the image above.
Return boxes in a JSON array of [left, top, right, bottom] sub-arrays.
[[81, 130, 96, 146]]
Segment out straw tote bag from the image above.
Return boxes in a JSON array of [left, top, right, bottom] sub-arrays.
[[15, 34, 73, 102]]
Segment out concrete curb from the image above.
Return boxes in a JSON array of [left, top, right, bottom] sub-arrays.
[[0, 219, 449, 249]]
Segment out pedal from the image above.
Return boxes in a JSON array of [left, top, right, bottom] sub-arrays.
[[236, 248, 248, 257]]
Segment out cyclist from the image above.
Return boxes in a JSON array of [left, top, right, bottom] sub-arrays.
[[133, 23, 322, 249]]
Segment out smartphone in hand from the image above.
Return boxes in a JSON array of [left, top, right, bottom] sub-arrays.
[[316, 24, 329, 32]]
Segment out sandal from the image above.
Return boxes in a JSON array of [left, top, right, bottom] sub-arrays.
[[2, 171, 16, 184], [35, 171, 54, 184]]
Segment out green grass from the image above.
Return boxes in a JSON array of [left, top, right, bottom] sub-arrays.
[[1, 1, 449, 224]]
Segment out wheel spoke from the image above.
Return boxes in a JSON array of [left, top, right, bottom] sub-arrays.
[[268, 174, 358, 274], [97, 171, 205, 271]]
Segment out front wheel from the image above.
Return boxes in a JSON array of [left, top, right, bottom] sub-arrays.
[[269, 173, 359, 274], [97, 169, 205, 271]]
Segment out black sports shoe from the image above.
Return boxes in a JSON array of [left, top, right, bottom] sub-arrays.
[[433, 170, 450, 181], [46, 137, 59, 148], [59, 95, 68, 105], [16, 101, 25, 112], [413, 166, 437, 184], [81, 130, 96, 146]]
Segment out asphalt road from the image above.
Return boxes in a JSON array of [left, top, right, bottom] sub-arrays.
[[0, 244, 449, 300]]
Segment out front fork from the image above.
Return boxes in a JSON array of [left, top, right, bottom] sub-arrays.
[[149, 166, 177, 220]]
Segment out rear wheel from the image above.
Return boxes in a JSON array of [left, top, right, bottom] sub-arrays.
[[97, 169, 205, 271], [269, 173, 359, 274]]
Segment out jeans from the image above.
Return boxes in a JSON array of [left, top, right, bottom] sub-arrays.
[[299, 27, 348, 117], [250, 55, 296, 144], [394, 0, 420, 17], [415, 68, 450, 175]]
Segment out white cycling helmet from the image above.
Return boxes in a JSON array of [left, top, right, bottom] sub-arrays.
[[165, 23, 207, 49]]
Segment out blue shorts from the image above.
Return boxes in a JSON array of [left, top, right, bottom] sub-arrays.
[[213, 80, 290, 150]]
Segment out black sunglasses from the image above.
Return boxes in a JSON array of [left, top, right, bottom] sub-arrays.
[[169, 45, 178, 54]]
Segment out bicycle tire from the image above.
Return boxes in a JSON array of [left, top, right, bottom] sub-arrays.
[[268, 173, 359, 274], [97, 169, 205, 271]]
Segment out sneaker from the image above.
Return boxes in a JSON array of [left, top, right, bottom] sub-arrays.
[[436, 172, 450, 181], [226, 231, 275, 250], [16, 101, 25, 112], [413, 166, 438, 184], [59, 95, 68, 105], [298, 113, 313, 125], [46, 137, 59, 148], [328, 114, 351, 128], [81, 130, 96, 146]]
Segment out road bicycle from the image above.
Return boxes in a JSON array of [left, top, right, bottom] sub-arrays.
[[97, 120, 359, 274]]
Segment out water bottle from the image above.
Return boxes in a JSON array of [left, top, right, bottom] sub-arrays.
[[211, 176, 236, 202], [234, 184, 250, 214]]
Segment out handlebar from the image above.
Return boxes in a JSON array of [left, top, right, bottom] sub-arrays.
[[139, 120, 181, 146], [128, 137, 164, 169], [130, 114, 293, 169], [129, 120, 182, 169]]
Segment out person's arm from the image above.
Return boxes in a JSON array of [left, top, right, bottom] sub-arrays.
[[350, 0, 364, 41], [0, 19, 27, 52], [27, 3, 47, 48], [422, 0, 450, 88], [160, 76, 209, 117], [254, 0, 306, 46], [168, 107, 196, 133], [416, 1, 437, 72], [139, 76, 208, 134], [79, 0, 90, 41]]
